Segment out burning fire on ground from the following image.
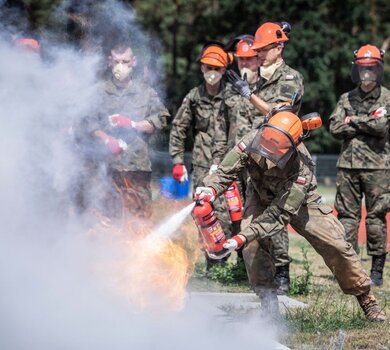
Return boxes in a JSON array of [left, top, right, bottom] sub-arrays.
[[89, 200, 200, 313]]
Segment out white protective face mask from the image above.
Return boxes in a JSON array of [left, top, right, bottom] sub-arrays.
[[260, 60, 283, 80], [112, 63, 132, 81], [203, 70, 223, 86], [240, 67, 259, 84]]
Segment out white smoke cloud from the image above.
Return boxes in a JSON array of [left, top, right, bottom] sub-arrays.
[[0, 1, 280, 349]]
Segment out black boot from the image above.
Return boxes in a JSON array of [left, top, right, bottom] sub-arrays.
[[370, 254, 386, 286], [275, 265, 290, 295]]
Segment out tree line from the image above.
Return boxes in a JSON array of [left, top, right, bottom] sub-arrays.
[[1, 0, 389, 153]]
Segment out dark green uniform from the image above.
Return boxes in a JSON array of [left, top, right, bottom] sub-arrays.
[[204, 131, 371, 298], [329, 86, 390, 255]]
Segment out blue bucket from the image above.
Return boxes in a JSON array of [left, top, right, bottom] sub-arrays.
[[159, 176, 190, 200]]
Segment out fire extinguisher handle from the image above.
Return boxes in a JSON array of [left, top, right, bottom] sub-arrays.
[[207, 248, 231, 260]]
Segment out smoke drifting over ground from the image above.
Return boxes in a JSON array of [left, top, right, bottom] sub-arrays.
[[0, 1, 278, 349]]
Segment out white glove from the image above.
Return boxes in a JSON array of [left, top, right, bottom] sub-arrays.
[[222, 235, 245, 253], [194, 186, 216, 203], [209, 164, 218, 175]]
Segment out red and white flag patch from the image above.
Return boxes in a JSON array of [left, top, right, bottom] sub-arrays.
[[296, 176, 306, 184], [285, 74, 294, 80], [238, 141, 247, 151], [371, 107, 387, 118]]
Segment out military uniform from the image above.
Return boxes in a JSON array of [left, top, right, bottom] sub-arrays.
[[329, 86, 390, 255], [204, 131, 371, 298], [216, 61, 304, 271], [80, 78, 170, 220], [212, 82, 261, 213], [214, 62, 304, 160], [169, 81, 232, 237]]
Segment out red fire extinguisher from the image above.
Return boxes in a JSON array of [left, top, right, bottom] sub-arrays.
[[224, 182, 243, 234], [192, 202, 229, 259]]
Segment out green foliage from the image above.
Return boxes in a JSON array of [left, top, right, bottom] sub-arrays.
[[289, 247, 313, 296], [206, 259, 248, 285]]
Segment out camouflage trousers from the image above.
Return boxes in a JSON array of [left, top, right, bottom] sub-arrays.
[[243, 203, 371, 296], [70, 162, 152, 224], [109, 170, 152, 220], [192, 165, 232, 238], [242, 186, 291, 267], [335, 168, 388, 256]]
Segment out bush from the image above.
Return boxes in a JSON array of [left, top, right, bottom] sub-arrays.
[[206, 259, 248, 285]]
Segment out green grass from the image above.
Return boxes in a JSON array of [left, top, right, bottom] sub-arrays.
[[152, 198, 390, 349], [284, 289, 368, 333]]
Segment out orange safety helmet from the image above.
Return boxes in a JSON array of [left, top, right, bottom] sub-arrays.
[[266, 111, 303, 144], [235, 37, 257, 58], [14, 37, 41, 54], [199, 41, 232, 68], [248, 111, 303, 168], [252, 22, 289, 50], [351, 44, 385, 84], [353, 44, 384, 66]]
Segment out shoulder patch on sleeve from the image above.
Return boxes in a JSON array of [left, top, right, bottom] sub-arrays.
[[285, 74, 295, 80], [238, 141, 247, 151], [371, 107, 387, 118], [296, 176, 306, 184]]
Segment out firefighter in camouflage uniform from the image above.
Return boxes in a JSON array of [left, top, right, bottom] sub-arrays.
[[213, 35, 262, 205], [169, 42, 233, 270], [224, 22, 304, 294], [78, 43, 170, 222], [330, 44, 390, 286], [195, 111, 386, 322]]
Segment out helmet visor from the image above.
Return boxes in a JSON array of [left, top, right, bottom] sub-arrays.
[[247, 125, 296, 169], [351, 60, 384, 84]]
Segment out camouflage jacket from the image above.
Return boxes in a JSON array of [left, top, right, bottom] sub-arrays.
[[256, 61, 304, 118], [329, 85, 390, 169], [83, 78, 170, 172], [169, 81, 230, 168], [220, 81, 263, 151], [213, 62, 304, 164], [204, 130, 321, 243]]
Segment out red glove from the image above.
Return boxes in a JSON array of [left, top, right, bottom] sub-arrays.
[[104, 136, 128, 155], [172, 164, 188, 183], [108, 114, 134, 128]]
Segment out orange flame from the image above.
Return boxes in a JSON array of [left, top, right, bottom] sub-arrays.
[[112, 238, 189, 312], [88, 199, 201, 312]]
